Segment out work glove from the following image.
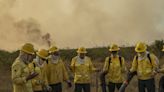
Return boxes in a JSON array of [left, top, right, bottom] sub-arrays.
[[26, 72, 38, 81], [66, 80, 72, 88], [43, 85, 52, 92]]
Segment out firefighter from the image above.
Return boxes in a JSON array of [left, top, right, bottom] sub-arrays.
[[102, 44, 126, 92], [29, 49, 51, 92], [46, 46, 72, 92], [155, 45, 164, 92], [12, 43, 38, 92], [130, 42, 159, 92], [70, 47, 98, 92]]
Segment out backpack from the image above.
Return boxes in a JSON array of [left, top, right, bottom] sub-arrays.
[[107, 56, 123, 70]]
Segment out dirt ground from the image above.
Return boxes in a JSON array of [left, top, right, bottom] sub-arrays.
[[0, 61, 163, 92]]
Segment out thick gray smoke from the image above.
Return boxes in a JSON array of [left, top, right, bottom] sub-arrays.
[[0, 0, 164, 50], [0, 0, 52, 50]]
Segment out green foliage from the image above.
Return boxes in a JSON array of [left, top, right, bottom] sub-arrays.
[[0, 50, 19, 66], [120, 47, 135, 62], [60, 49, 77, 61], [0, 40, 164, 66], [150, 40, 164, 58]]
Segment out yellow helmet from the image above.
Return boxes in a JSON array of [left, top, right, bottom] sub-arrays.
[[162, 45, 164, 52], [21, 43, 35, 55], [36, 49, 49, 59], [49, 46, 59, 53], [109, 44, 120, 51], [77, 47, 87, 53], [135, 42, 147, 52]]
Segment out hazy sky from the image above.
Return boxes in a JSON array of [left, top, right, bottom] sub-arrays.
[[0, 0, 164, 50]]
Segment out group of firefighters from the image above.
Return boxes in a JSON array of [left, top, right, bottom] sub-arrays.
[[11, 42, 164, 92]]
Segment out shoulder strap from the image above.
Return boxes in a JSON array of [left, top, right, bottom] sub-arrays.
[[46, 59, 49, 64], [107, 56, 122, 71], [107, 57, 111, 70], [73, 57, 77, 72], [119, 56, 122, 67], [32, 62, 36, 72], [135, 54, 152, 64], [147, 53, 152, 64], [33, 62, 36, 68], [136, 55, 138, 61]]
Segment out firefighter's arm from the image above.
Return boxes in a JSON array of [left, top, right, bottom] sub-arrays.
[[100, 57, 109, 87], [130, 56, 138, 73], [42, 64, 49, 86], [70, 58, 76, 73], [102, 57, 109, 73], [61, 61, 72, 87], [88, 58, 98, 72], [151, 54, 159, 71], [28, 63, 34, 73], [29, 64, 40, 85], [61, 61, 69, 81], [12, 64, 27, 85], [121, 57, 127, 73]]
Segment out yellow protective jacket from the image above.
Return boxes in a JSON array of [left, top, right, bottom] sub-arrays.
[[130, 53, 158, 80], [28, 61, 48, 91], [12, 58, 33, 92], [46, 58, 69, 85], [103, 56, 126, 83], [70, 56, 96, 84]]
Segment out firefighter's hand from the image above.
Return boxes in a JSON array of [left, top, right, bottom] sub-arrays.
[[47, 86, 52, 92], [66, 80, 72, 88], [155, 68, 161, 73], [26, 72, 38, 81], [151, 70, 158, 77], [100, 71, 108, 76], [46, 85, 52, 92]]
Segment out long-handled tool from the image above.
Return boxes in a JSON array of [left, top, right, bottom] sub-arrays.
[[119, 71, 137, 92], [95, 71, 99, 92], [100, 72, 108, 92]]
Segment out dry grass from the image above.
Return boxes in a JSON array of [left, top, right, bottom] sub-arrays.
[[0, 65, 12, 92], [1, 58, 164, 92]]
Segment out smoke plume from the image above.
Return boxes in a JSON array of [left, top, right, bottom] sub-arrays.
[[0, 0, 164, 50]]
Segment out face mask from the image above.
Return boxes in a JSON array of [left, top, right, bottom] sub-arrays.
[[137, 52, 147, 61], [138, 52, 146, 57], [36, 56, 40, 63], [111, 51, 118, 57], [51, 55, 59, 64], [22, 55, 30, 64], [35, 56, 44, 67], [78, 53, 85, 59], [52, 55, 59, 60], [77, 56, 85, 64]]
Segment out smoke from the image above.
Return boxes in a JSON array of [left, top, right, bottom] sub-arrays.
[[0, 0, 53, 51], [0, 0, 164, 50], [14, 18, 52, 47]]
